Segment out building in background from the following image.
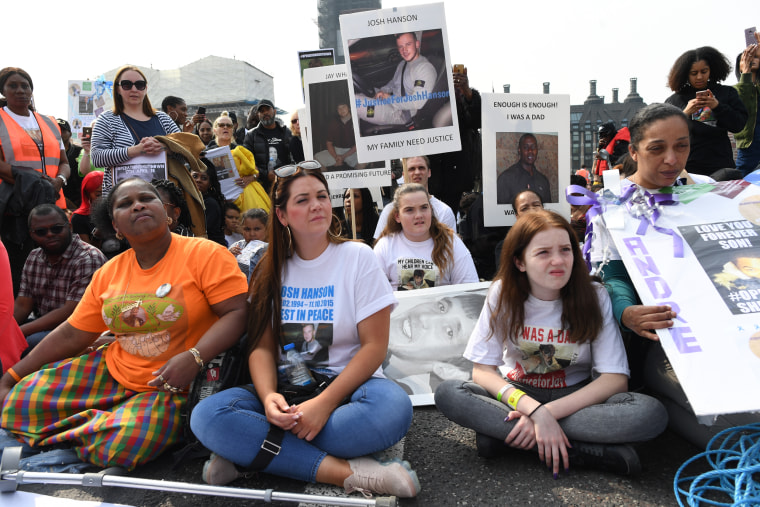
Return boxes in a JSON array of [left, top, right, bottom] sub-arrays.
[[570, 78, 646, 171], [318, 0, 381, 64], [100, 56, 276, 125]]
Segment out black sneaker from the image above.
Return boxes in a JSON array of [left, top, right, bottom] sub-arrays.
[[568, 441, 642, 476], [475, 432, 508, 459]]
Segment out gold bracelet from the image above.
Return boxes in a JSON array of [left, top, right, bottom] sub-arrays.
[[7, 367, 22, 382], [188, 348, 204, 369]]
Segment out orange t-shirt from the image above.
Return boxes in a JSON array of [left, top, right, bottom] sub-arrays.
[[68, 234, 248, 391]]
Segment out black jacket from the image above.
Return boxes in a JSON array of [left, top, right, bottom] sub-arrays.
[[665, 84, 748, 175], [242, 123, 293, 191]]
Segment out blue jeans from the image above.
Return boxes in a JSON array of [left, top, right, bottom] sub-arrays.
[[190, 377, 412, 482], [737, 141, 760, 176], [22, 330, 50, 356], [435, 379, 667, 444]]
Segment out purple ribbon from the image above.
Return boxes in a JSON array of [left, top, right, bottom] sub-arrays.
[[565, 184, 683, 269]]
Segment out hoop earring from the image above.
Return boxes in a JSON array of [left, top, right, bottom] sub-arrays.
[[329, 214, 343, 238], [284, 225, 293, 253], [115, 232, 124, 240], [167, 217, 173, 226]]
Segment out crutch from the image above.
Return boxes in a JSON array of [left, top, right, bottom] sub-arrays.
[[0, 447, 397, 506]]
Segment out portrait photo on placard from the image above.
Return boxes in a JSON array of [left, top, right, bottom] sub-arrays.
[[348, 29, 452, 138], [495, 132, 559, 205]]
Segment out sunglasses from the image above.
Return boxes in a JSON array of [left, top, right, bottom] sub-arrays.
[[31, 224, 67, 236], [216, 123, 233, 128], [273, 160, 322, 179], [291, 118, 299, 124], [118, 80, 147, 91]]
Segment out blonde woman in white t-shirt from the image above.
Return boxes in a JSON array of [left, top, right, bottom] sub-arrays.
[[374, 183, 477, 290]]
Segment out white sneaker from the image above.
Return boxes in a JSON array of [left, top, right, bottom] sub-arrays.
[[344, 456, 421, 498]]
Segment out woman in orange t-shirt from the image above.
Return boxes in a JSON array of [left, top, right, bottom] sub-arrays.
[[0, 177, 248, 470]]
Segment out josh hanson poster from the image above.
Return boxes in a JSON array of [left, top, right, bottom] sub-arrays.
[[339, 2, 461, 163], [600, 180, 760, 417]]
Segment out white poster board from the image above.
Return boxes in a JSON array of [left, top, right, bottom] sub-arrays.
[[204, 145, 242, 200], [481, 93, 571, 226], [112, 152, 167, 185], [340, 2, 461, 163], [599, 180, 760, 417], [67, 79, 105, 140], [303, 65, 390, 192], [384, 281, 489, 406]]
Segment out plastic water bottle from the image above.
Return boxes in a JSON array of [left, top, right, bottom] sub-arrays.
[[283, 343, 314, 386]]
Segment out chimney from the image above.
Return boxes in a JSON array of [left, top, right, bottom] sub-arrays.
[[503, 84, 510, 93], [624, 77, 643, 103], [612, 88, 619, 103], [584, 79, 603, 104], [543, 82, 550, 94]]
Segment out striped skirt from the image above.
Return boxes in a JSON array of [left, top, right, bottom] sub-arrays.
[[0, 347, 185, 470]]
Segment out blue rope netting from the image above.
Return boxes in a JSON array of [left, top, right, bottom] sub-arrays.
[[674, 423, 760, 506]]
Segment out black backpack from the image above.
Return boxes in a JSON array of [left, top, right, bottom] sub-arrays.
[[172, 333, 250, 466]]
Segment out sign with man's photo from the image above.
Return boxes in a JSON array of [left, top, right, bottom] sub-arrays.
[[481, 93, 571, 226], [302, 65, 390, 190], [600, 180, 760, 417], [339, 2, 461, 163]]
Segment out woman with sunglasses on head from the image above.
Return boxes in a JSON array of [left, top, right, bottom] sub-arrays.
[[0, 67, 71, 292], [0, 177, 248, 471], [374, 183, 478, 291], [190, 161, 420, 498], [91, 65, 180, 193]]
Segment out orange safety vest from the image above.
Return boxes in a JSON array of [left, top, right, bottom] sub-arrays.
[[0, 109, 66, 208]]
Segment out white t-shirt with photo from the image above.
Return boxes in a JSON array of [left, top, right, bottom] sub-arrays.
[[373, 231, 478, 290], [279, 240, 397, 376], [464, 281, 629, 389], [374, 195, 456, 239]]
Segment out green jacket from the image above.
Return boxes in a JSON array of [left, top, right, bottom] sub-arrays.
[[734, 73, 760, 148]]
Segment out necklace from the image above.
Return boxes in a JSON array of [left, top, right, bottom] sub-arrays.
[[118, 258, 142, 314]]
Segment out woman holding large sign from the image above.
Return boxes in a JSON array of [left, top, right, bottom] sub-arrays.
[[374, 183, 478, 290], [589, 103, 760, 448], [436, 210, 666, 477]]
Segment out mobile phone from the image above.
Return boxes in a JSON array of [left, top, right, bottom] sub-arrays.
[[82, 126, 92, 138], [197, 107, 206, 115], [696, 90, 709, 99], [745, 27, 757, 46], [452, 64, 466, 75]]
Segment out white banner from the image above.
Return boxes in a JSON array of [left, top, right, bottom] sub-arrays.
[[340, 2, 461, 163], [302, 65, 390, 192], [481, 93, 571, 226], [600, 180, 760, 417], [384, 282, 489, 406]]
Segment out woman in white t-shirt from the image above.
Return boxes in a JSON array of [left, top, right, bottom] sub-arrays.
[[435, 210, 666, 478], [190, 162, 420, 498], [374, 183, 478, 290]]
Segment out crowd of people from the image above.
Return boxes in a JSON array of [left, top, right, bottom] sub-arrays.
[[0, 32, 759, 501]]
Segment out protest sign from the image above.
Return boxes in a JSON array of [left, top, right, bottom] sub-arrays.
[[303, 65, 390, 191], [297, 49, 335, 99], [204, 145, 242, 200], [67, 80, 102, 140], [597, 180, 760, 417], [340, 2, 460, 163], [481, 93, 571, 226], [384, 282, 489, 406], [112, 152, 167, 185]]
